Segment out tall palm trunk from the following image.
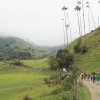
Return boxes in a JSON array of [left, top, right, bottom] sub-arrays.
[[89, 7, 96, 29], [79, 11, 82, 35], [61, 19, 66, 46], [65, 26, 68, 45], [77, 11, 81, 37], [63, 10, 69, 45], [88, 11, 91, 32], [82, 0, 86, 34], [67, 14, 72, 42], [98, 16, 100, 26]]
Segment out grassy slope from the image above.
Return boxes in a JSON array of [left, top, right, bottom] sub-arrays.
[[0, 61, 54, 100], [68, 27, 100, 72], [0, 60, 73, 100]]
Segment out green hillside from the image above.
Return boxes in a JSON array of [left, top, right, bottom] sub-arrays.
[[67, 27, 100, 72], [0, 36, 48, 60]]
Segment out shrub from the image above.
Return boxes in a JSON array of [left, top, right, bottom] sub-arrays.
[[74, 42, 88, 54], [23, 95, 31, 100], [10, 59, 23, 66], [74, 43, 81, 53]]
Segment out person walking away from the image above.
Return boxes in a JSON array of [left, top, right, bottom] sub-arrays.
[[95, 74, 99, 85], [84, 73, 87, 80], [87, 74, 90, 81], [90, 73, 93, 81], [93, 73, 95, 83], [80, 72, 84, 81]]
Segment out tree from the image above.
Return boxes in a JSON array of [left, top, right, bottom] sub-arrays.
[[77, 1, 83, 35], [62, 6, 69, 45], [86, 2, 96, 29], [74, 6, 82, 37], [86, 2, 91, 32], [81, 0, 86, 34], [98, 0, 100, 26], [48, 55, 58, 70], [49, 49, 74, 70], [56, 49, 74, 69]]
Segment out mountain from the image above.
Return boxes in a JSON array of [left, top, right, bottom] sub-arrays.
[[0, 36, 48, 60], [39, 45, 65, 54], [67, 27, 100, 72]]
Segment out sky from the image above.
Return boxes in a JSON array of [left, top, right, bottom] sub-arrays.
[[0, 0, 100, 46]]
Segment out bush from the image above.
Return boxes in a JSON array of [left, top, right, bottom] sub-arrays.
[[74, 43, 81, 53], [81, 45, 88, 54], [10, 59, 23, 66], [23, 95, 31, 100], [74, 42, 88, 54]]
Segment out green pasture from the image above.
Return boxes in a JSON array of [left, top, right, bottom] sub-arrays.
[[0, 60, 54, 100], [22, 58, 49, 68], [0, 72, 54, 100]]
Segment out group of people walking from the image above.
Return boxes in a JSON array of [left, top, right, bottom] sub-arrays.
[[80, 72, 100, 85]]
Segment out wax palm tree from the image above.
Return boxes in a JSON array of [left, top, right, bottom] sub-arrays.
[[86, 2, 96, 29], [61, 19, 66, 46], [65, 24, 69, 45], [81, 0, 86, 34], [62, 6, 72, 44], [77, 1, 83, 35], [86, 2, 91, 32], [62, 6, 69, 45], [98, 0, 100, 26], [67, 13, 72, 42], [74, 6, 82, 37]]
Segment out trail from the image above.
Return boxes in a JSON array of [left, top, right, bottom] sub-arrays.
[[83, 80, 100, 100]]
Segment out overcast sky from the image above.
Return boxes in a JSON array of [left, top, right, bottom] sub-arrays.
[[0, 0, 99, 46]]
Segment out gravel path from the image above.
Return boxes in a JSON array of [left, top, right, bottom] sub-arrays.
[[83, 80, 100, 100]]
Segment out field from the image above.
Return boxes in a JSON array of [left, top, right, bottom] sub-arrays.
[[0, 59, 92, 100], [22, 58, 49, 68], [0, 60, 55, 100]]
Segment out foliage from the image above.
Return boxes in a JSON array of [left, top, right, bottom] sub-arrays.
[[48, 55, 58, 70], [56, 49, 74, 69], [0, 36, 48, 60], [10, 59, 23, 66], [49, 49, 74, 70], [44, 66, 80, 100], [74, 40, 88, 54], [23, 95, 31, 100]]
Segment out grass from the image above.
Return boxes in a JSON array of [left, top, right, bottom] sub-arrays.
[[22, 58, 49, 68], [79, 84, 91, 100], [0, 71, 54, 100], [0, 60, 74, 100], [78, 79, 91, 100], [67, 27, 100, 72], [0, 60, 54, 100]]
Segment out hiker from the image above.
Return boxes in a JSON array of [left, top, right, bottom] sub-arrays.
[[87, 74, 90, 80], [95, 74, 100, 85], [80, 72, 84, 81], [92, 72, 96, 83], [84, 73, 87, 80], [90, 73, 93, 81]]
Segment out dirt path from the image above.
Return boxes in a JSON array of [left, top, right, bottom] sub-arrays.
[[83, 80, 100, 100]]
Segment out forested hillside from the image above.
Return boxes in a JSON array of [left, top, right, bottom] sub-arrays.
[[0, 36, 48, 60]]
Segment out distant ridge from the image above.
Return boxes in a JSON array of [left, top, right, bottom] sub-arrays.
[[0, 36, 48, 60]]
